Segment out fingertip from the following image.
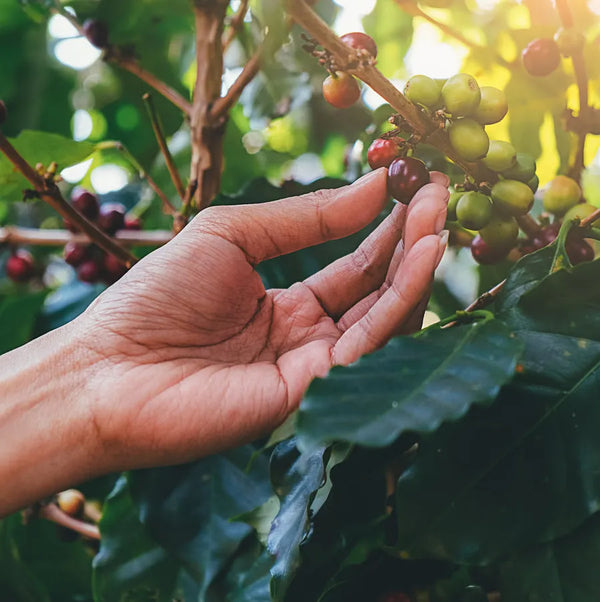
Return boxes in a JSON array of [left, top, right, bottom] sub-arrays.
[[410, 182, 450, 207], [430, 171, 451, 188]]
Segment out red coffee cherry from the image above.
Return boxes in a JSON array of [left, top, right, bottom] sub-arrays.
[[340, 32, 378, 57], [102, 253, 127, 284], [6, 250, 35, 283], [522, 38, 561, 76], [367, 138, 402, 169], [322, 72, 361, 109], [83, 19, 109, 49], [98, 203, 126, 234], [71, 187, 100, 221], [387, 156, 430, 205], [471, 234, 510, 265], [124, 215, 142, 230], [77, 259, 101, 284], [64, 242, 91, 267]]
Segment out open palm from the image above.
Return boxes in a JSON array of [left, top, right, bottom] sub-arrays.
[[80, 169, 449, 472]]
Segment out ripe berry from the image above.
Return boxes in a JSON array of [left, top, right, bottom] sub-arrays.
[[77, 260, 101, 284], [124, 215, 142, 230], [387, 156, 430, 205], [491, 179, 534, 216], [6, 250, 35, 283], [542, 175, 581, 215], [340, 32, 377, 57], [404, 74, 441, 108], [98, 203, 126, 234], [567, 239, 594, 264], [522, 38, 561, 77], [563, 202, 600, 226], [83, 19, 109, 49], [64, 242, 91, 267], [471, 234, 510, 264], [482, 140, 516, 172], [473, 86, 508, 125], [502, 152, 536, 182], [448, 119, 489, 162], [367, 138, 402, 169], [71, 187, 99, 220], [441, 73, 481, 117], [322, 72, 361, 109], [102, 253, 127, 284], [57, 489, 85, 518], [456, 191, 493, 230], [0, 100, 6, 125], [479, 214, 519, 249], [554, 28, 585, 58]]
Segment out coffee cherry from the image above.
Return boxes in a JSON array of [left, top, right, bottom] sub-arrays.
[[502, 152, 536, 182], [0, 100, 6, 125], [57, 489, 85, 518], [83, 19, 109, 49], [340, 32, 377, 57], [471, 234, 510, 264], [77, 260, 101, 284], [71, 187, 99, 221], [554, 28, 585, 58], [441, 74, 481, 117], [473, 86, 508, 125], [6, 250, 35, 283], [404, 75, 441, 108], [124, 216, 142, 230], [482, 140, 517, 172], [102, 253, 127, 284], [98, 203, 126, 234], [64, 242, 91, 267], [542, 175, 581, 215], [387, 156, 430, 205], [456, 191, 493, 230], [527, 174, 539, 193], [563, 202, 600, 226], [446, 190, 462, 221], [322, 72, 360, 109], [567, 238, 594, 264], [522, 38, 561, 76], [491, 179, 534, 216], [367, 138, 402, 169], [448, 119, 489, 162], [479, 214, 519, 249]]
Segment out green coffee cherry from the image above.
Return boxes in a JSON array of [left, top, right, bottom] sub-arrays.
[[473, 87, 508, 125], [527, 174, 539, 193], [479, 214, 519, 249], [447, 190, 462, 221], [448, 119, 490, 161], [456, 191, 493, 230], [482, 140, 517, 172], [543, 175, 581, 215], [491, 179, 534, 215], [404, 75, 442, 108], [501, 152, 536, 182], [441, 74, 481, 117], [563, 202, 599, 225]]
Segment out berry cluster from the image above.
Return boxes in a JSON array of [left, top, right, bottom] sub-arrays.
[[64, 188, 140, 285]]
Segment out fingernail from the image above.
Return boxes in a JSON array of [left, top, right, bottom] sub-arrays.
[[434, 208, 447, 234], [352, 168, 385, 187], [436, 230, 449, 265]]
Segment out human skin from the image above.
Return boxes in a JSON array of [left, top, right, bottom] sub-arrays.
[[0, 168, 449, 516]]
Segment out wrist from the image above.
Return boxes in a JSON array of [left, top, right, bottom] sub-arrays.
[[0, 319, 103, 516]]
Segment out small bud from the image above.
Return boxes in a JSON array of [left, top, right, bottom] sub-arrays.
[[57, 489, 85, 517]]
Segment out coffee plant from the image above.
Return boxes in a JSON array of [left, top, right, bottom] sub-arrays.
[[1, 0, 600, 600]]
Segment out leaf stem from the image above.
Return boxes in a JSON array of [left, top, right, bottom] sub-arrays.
[[465, 280, 506, 312], [38, 503, 101, 540]]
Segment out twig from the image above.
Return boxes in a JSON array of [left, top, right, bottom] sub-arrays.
[[223, 0, 250, 50], [465, 279, 506, 312], [579, 208, 600, 228], [0, 132, 137, 267], [38, 504, 100, 540], [0, 226, 172, 247], [516, 214, 542, 238], [143, 94, 186, 200]]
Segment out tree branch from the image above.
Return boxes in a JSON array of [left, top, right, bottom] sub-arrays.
[[0, 132, 137, 267], [223, 0, 250, 50], [38, 504, 100, 540]]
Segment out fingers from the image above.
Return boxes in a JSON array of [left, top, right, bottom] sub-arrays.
[[430, 171, 450, 187], [303, 202, 407, 319], [190, 169, 389, 265], [332, 234, 445, 366]]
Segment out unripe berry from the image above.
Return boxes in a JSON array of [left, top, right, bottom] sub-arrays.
[[542, 175, 581, 215], [473, 87, 508, 125], [71, 187, 99, 220], [456, 191, 493, 230], [441, 74, 481, 117], [83, 19, 109, 49], [482, 140, 517, 172], [57, 489, 85, 518], [404, 74, 441, 108], [446, 190, 462, 221], [563, 202, 600, 226], [367, 138, 402, 169], [491, 179, 534, 216], [448, 119, 489, 162], [322, 72, 360, 109], [554, 28, 585, 58], [340, 32, 377, 57], [479, 214, 519, 249], [77, 260, 101, 284], [471, 234, 510, 264], [64, 242, 91, 267], [387, 156, 430, 205], [502, 153, 536, 183], [527, 174, 539, 193], [6, 250, 35, 283], [522, 38, 561, 77], [0, 100, 6, 125], [98, 203, 126, 234]]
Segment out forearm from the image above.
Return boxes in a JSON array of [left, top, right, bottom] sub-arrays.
[[0, 321, 101, 516]]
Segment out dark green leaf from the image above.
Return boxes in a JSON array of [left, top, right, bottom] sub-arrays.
[[0, 289, 47, 353], [297, 320, 523, 451]]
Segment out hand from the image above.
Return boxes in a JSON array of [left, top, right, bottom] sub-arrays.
[[79, 168, 449, 471]]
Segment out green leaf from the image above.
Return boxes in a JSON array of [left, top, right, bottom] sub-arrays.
[[297, 320, 523, 451], [0, 290, 47, 353], [93, 476, 180, 602], [0, 131, 94, 201]]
